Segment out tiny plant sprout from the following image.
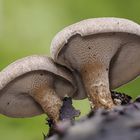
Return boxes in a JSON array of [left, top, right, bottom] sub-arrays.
[[51, 17, 140, 110], [0, 55, 77, 124]]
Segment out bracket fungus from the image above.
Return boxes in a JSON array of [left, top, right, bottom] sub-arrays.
[[51, 17, 140, 110], [0, 55, 77, 124]]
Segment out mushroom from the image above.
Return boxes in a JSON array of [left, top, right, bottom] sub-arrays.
[[50, 17, 140, 110], [0, 55, 76, 123]]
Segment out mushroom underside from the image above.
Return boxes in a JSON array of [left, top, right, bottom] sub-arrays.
[[58, 32, 140, 91], [110, 36, 140, 89], [0, 70, 74, 118], [0, 91, 43, 117], [52, 32, 140, 109]]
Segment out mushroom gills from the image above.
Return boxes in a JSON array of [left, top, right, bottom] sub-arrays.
[[0, 70, 74, 123], [58, 33, 140, 109]]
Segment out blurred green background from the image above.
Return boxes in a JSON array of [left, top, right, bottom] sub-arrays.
[[0, 0, 140, 140]]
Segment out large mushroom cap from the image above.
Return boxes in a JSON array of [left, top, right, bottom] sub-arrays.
[[0, 55, 75, 118], [51, 17, 140, 96]]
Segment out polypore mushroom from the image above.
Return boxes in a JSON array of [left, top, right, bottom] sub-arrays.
[[50, 17, 140, 110], [0, 55, 76, 123]]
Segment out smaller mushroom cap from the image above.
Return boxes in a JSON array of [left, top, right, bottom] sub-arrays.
[[0, 55, 76, 118]]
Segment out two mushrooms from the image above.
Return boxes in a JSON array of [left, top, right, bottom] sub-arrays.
[[1, 17, 140, 124]]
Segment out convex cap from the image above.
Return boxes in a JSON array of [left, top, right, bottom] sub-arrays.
[[0, 55, 76, 118]]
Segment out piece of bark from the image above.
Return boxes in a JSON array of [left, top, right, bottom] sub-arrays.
[[46, 97, 80, 137], [46, 102, 140, 140], [60, 97, 80, 121]]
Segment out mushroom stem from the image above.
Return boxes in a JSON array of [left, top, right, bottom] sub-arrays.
[[30, 86, 63, 124], [81, 62, 115, 110]]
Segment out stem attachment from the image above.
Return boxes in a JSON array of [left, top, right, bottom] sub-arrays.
[[31, 85, 62, 124], [81, 62, 115, 110]]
